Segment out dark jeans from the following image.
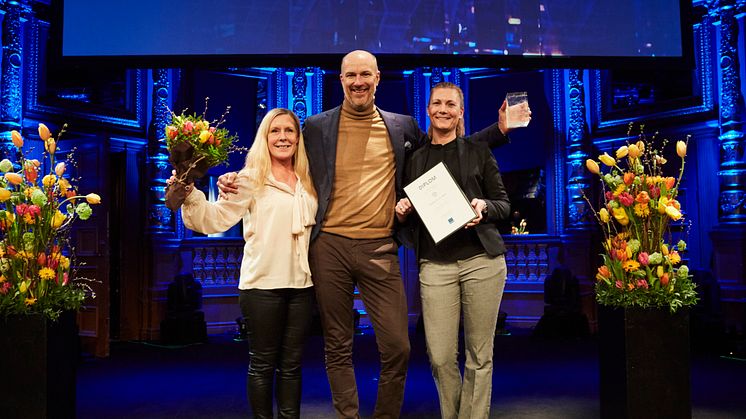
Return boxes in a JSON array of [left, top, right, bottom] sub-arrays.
[[309, 233, 411, 419], [239, 287, 314, 419]]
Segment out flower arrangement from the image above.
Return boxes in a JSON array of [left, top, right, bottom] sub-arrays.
[[163, 98, 237, 210], [0, 124, 101, 320], [585, 127, 698, 312], [511, 219, 529, 235]]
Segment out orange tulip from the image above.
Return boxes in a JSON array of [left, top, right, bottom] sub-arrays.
[[38, 123, 52, 141], [585, 159, 600, 175], [4, 172, 23, 186], [11, 130, 23, 148]]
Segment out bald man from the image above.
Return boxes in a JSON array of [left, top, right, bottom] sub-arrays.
[[220, 50, 517, 418]]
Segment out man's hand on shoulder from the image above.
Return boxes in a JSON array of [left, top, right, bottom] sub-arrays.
[[217, 172, 239, 200]]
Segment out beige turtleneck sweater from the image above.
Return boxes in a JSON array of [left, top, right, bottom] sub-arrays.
[[321, 102, 396, 239]]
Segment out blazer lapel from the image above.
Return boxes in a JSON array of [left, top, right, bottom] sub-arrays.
[[322, 106, 341, 179], [379, 108, 405, 190]]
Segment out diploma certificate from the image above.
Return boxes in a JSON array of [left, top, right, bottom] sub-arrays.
[[403, 162, 477, 244]]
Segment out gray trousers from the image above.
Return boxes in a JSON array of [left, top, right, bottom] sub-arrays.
[[419, 253, 507, 419]]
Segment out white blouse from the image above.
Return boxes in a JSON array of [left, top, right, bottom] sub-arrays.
[[181, 170, 317, 290]]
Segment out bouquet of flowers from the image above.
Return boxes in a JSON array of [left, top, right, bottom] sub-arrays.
[[585, 127, 698, 312], [0, 124, 101, 320], [163, 98, 237, 210]]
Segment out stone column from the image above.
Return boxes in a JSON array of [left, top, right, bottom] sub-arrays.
[[143, 68, 178, 339], [562, 69, 598, 329], [708, 0, 746, 332]]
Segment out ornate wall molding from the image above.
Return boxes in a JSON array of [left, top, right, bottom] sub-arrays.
[[22, 15, 147, 131], [550, 69, 566, 234], [1, 0, 30, 131], [589, 20, 717, 130]]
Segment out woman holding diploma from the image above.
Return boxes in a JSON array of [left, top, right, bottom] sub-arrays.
[[176, 108, 317, 419], [395, 82, 510, 419]]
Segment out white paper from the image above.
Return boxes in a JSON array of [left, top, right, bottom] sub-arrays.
[[403, 162, 477, 244]]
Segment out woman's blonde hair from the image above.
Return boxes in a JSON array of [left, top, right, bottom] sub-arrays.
[[426, 82, 465, 138], [241, 108, 316, 198]]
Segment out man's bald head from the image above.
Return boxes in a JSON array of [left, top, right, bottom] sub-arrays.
[[341, 50, 378, 74]]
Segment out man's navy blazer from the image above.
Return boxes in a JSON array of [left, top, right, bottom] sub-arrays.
[[302, 105, 508, 240]]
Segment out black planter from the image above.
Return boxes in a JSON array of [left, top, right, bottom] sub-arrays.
[[598, 306, 691, 419], [0, 311, 79, 419]]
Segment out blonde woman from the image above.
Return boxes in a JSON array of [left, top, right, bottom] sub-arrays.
[[179, 108, 317, 419]]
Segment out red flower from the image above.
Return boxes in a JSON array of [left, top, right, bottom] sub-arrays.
[[618, 192, 634, 207]]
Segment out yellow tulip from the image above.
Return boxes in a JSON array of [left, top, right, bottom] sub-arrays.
[[676, 141, 687, 158], [38, 123, 52, 141], [42, 174, 57, 188], [665, 205, 682, 221], [658, 196, 669, 214], [599, 153, 616, 167], [0, 189, 10, 202], [661, 244, 669, 256], [85, 193, 101, 204], [612, 207, 629, 226], [45, 138, 56, 154], [4, 172, 23, 186], [636, 140, 645, 153], [11, 130, 23, 148], [599, 208, 610, 223], [51, 210, 66, 229], [198, 130, 211, 143], [657, 265, 664, 277], [627, 144, 641, 159], [585, 159, 600, 175], [19, 281, 28, 293], [616, 146, 628, 159]]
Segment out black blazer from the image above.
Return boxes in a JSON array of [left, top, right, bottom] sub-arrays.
[[303, 105, 509, 240], [403, 138, 511, 259]]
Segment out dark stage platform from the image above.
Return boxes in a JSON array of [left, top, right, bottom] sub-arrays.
[[77, 328, 746, 418]]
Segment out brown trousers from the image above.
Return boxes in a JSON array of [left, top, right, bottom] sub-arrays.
[[309, 232, 411, 419]]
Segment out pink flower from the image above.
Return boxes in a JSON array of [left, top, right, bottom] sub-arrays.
[[0, 282, 10, 295], [649, 185, 660, 198], [615, 280, 624, 289], [605, 191, 614, 201], [182, 121, 195, 134], [618, 192, 634, 207], [62, 272, 69, 286], [636, 279, 649, 289], [637, 252, 649, 266]]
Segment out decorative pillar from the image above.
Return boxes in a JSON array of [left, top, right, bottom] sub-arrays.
[[561, 68, 599, 328], [0, 0, 30, 154], [277, 67, 323, 123], [146, 68, 174, 236], [565, 69, 593, 230], [142, 68, 176, 339], [707, 0, 746, 332]]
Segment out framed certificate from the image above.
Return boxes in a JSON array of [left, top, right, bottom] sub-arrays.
[[403, 162, 477, 244]]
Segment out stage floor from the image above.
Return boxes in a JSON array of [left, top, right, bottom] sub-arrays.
[[77, 327, 746, 418]]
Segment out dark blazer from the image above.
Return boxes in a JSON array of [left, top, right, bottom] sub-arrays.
[[403, 138, 511, 259], [302, 105, 508, 240]]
